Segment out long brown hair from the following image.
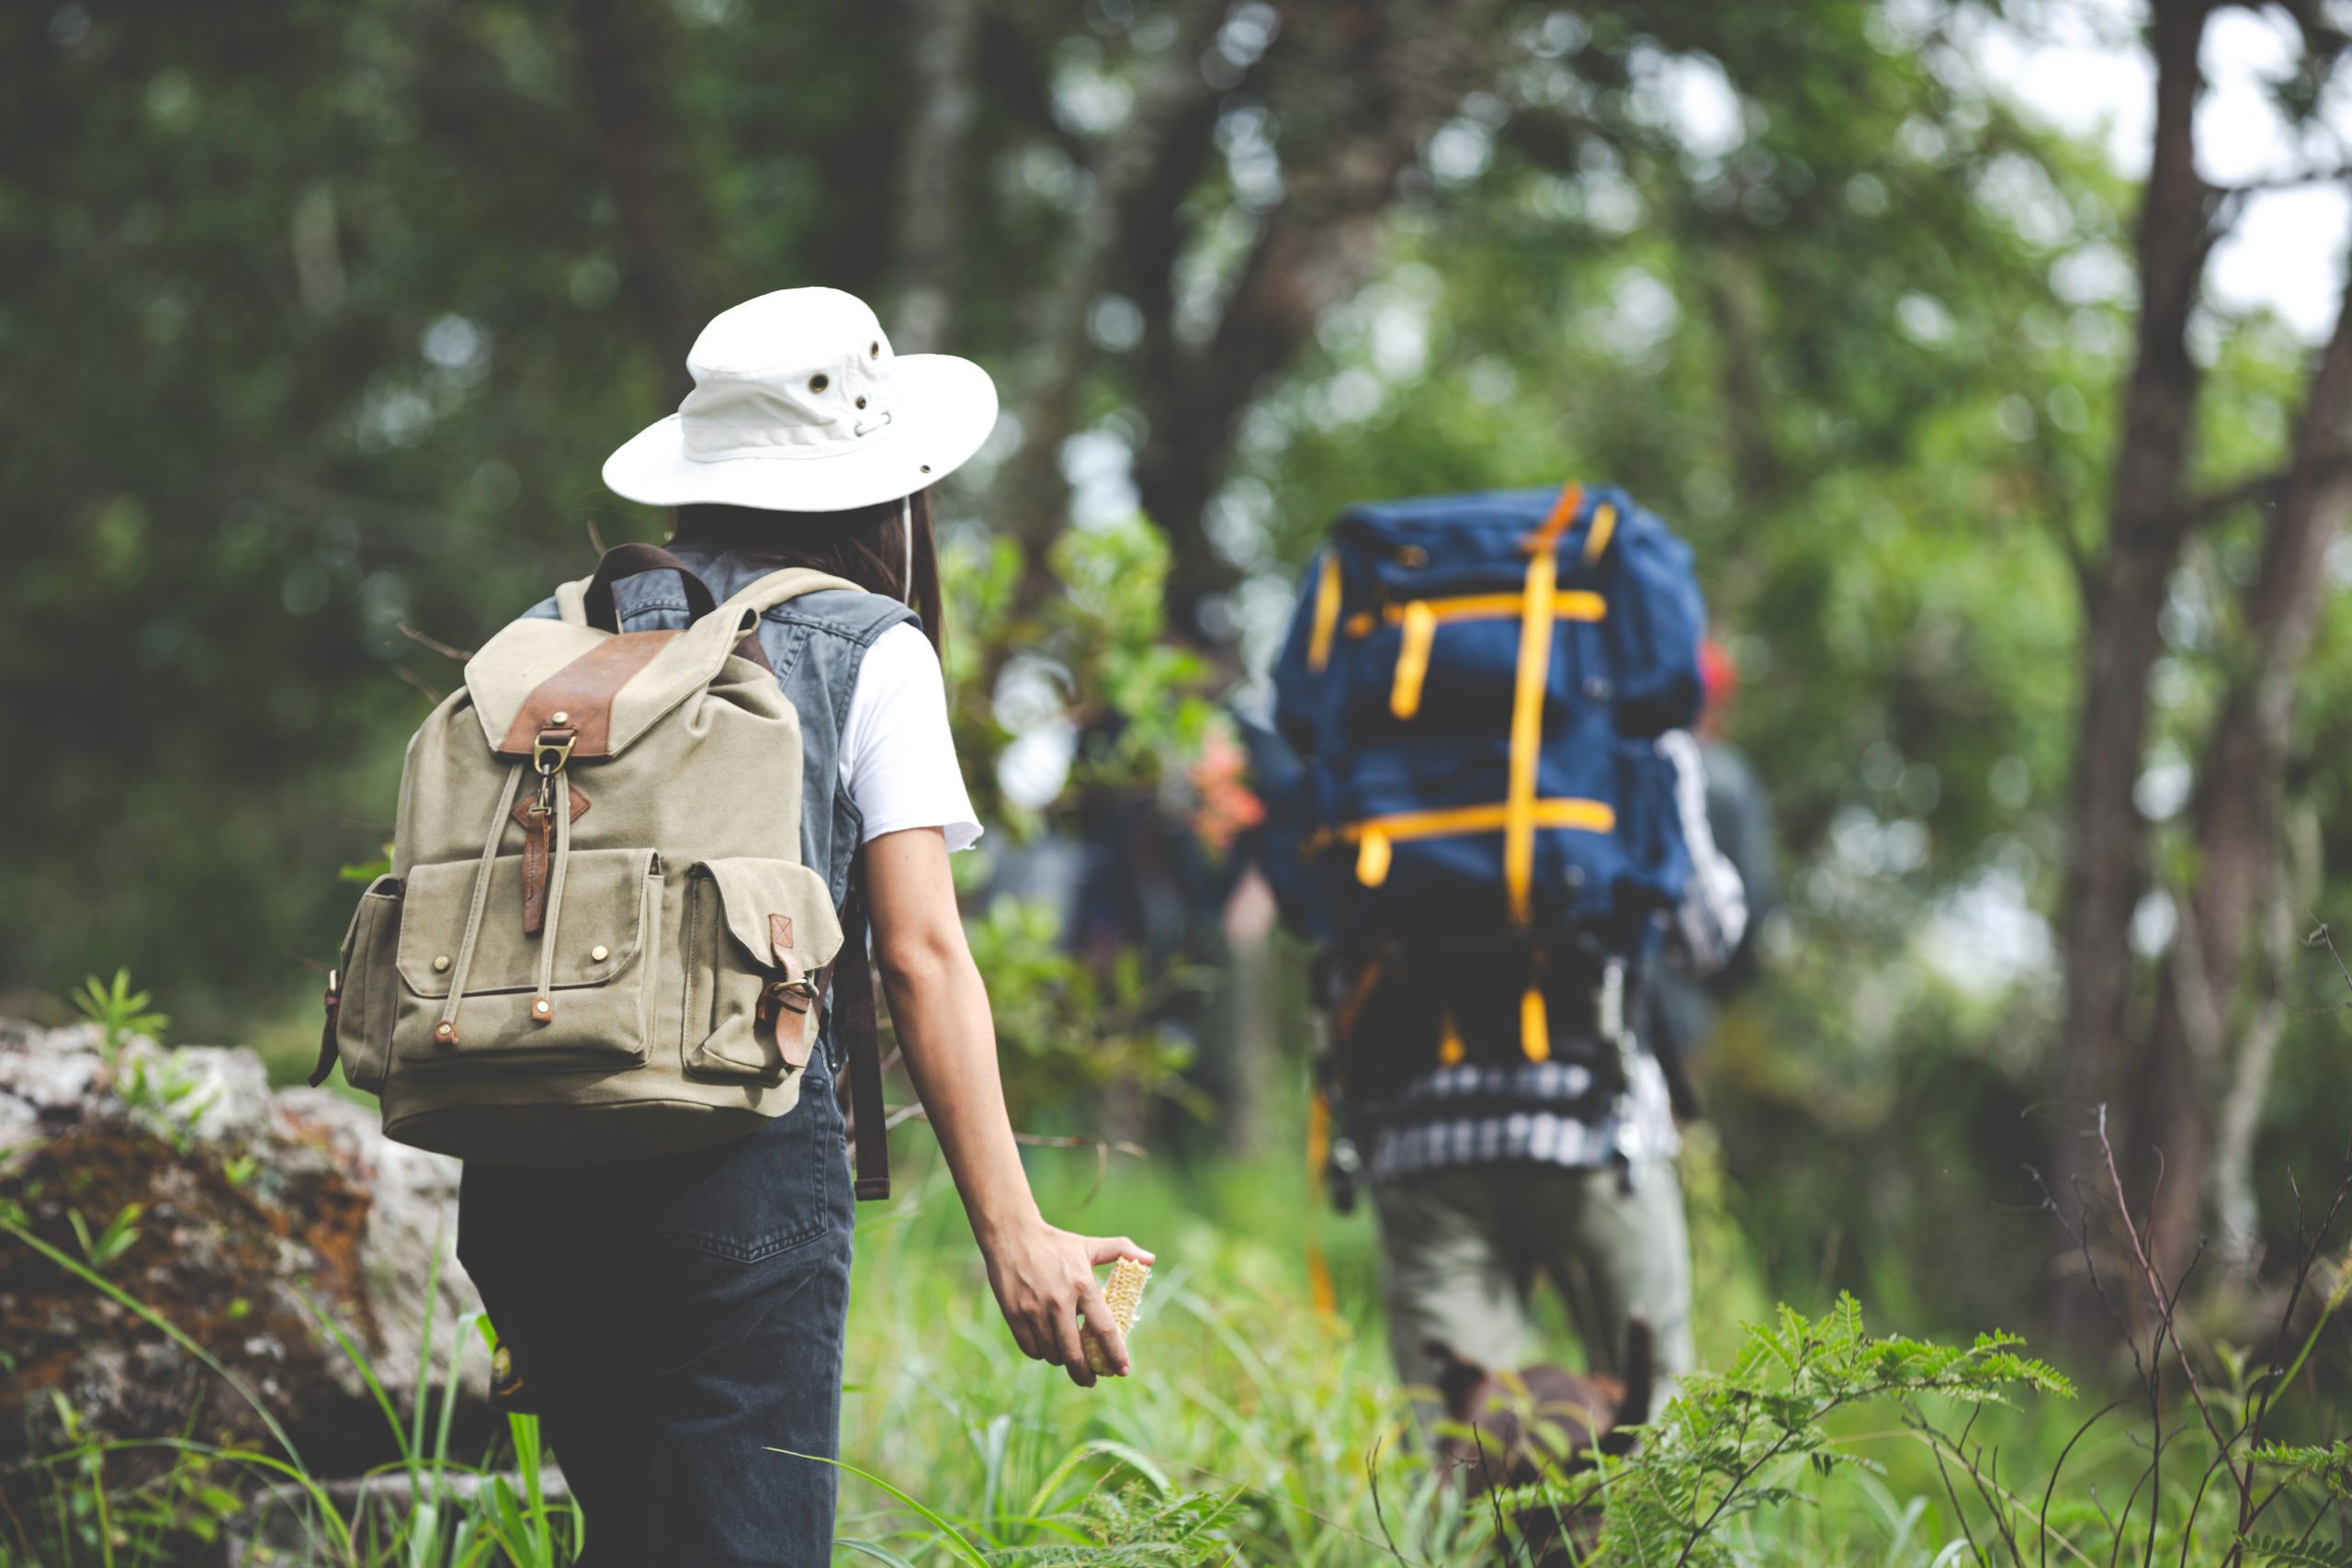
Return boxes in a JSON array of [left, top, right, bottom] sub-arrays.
[[669, 491, 944, 660]]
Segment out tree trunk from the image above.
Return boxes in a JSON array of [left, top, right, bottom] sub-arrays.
[[989, 0, 1234, 574], [1133, 0, 1512, 638], [892, 0, 981, 354], [573, 0, 709, 384], [2208, 829, 2301, 1269], [2050, 0, 2219, 1349], [2139, 256, 2352, 1278]]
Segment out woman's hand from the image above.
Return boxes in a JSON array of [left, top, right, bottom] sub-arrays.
[[980, 1221, 1155, 1388]]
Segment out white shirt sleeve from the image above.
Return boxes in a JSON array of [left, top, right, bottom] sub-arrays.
[[837, 622, 984, 852]]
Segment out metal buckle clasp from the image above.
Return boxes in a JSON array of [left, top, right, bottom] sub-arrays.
[[765, 976, 820, 1016], [532, 726, 577, 778]]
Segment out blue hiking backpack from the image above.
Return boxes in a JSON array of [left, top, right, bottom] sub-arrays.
[[1265, 483, 1707, 1078]]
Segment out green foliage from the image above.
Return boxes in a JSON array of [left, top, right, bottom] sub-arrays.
[[3, 1208, 580, 1567], [1043, 521, 1218, 801], [8, 1144, 2351, 1567], [931, 516, 1225, 1125], [108, 1043, 217, 1155], [70, 969, 167, 1055], [1017, 1485, 1244, 1564], [942, 515, 1220, 840], [2244, 1539, 2352, 1568], [1571, 1296, 2070, 1566], [71, 969, 228, 1160], [959, 896, 1202, 1123], [340, 845, 395, 885], [16, 1393, 249, 1563], [2256, 1441, 2352, 1506]]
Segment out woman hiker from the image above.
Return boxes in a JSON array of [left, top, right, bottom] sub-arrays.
[[456, 287, 1154, 1564]]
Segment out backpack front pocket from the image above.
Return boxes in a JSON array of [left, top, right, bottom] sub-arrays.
[[393, 848, 662, 1070], [682, 858, 844, 1083]]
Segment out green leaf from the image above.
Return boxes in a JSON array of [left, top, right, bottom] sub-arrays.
[[2242, 1537, 2352, 1568], [835, 1541, 926, 1568], [765, 1450, 994, 1568]]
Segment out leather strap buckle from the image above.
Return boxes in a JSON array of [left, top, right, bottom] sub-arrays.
[[762, 976, 820, 1017]]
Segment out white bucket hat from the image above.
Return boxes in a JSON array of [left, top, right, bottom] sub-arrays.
[[602, 287, 999, 513]]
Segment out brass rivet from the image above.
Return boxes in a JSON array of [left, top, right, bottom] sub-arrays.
[[590, 944, 610, 962], [550, 710, 569, 724], [433, 955, 451, 973], [809, 373, 830, 392]]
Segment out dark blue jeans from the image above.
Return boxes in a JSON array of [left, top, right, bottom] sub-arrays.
[[457, 1052, 855, 1567]]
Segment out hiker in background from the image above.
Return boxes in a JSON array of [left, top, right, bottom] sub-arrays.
[[1359, 724, 1742, 1420], [1645, 639, 1781, 1120], [1264, 483, 1743, 1422]]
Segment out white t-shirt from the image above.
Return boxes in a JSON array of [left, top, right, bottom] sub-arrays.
[[838, 622, 983, 852]]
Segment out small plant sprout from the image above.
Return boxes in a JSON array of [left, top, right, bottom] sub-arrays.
[[65, 1201, 144, 1273], [70, 967, 168, 1056]]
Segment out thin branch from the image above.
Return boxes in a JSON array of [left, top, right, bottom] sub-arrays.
[[2096, 1106, 2251, 1521], [1366, 1438, 1412, 1568], [396, 623, 473, 662], [878, 1101, 1144, 1205], [2281, 918, 2352, 1015], [2220, 160, 2352, 196], [880, 1101, 1142, 1157], [1920, 1413, 1996, 1568], [2044, 1400, 2128, 1568], [388, 662, 445, 706]]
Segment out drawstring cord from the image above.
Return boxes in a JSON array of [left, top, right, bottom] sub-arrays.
[[900, 495, 914, 606], [435, 763, 525, 1047], [531, 774, 573, 1021]]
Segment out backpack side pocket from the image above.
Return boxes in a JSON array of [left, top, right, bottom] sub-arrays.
[[333, 874, 404, 1093]]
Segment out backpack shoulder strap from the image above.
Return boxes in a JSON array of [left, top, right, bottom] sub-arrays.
[[554, 578, 591, 625], [713, 565, 893, 1200], [716, 567, 871, 620], [831, 855, 890, 1201]]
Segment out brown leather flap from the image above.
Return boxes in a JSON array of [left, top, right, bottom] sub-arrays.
[[493, 631, 679, 761]]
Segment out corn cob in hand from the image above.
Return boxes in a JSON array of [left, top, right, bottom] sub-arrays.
[[1083, 1257, 1152, 1377]]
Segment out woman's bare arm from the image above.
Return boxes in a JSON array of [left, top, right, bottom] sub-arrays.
[[863, 826, 1153, 1386]]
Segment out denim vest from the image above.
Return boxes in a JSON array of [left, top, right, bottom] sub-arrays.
[[523, 546, 920, 907]]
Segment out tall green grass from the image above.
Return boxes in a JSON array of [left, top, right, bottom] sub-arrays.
[[6, 1134, 2344, 1564], [1, 1215, 579, 1566], [831, 1140, 2349, 1566]]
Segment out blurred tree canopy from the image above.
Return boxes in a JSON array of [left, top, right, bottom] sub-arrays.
[[8, 0, 2352, 1339]]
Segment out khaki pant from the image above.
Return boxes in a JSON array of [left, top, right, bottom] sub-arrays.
[[1375, 1159, 1694, 1423]]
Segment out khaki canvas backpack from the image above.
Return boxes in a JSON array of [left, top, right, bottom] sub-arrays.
[[311, 546, 891, 1192]]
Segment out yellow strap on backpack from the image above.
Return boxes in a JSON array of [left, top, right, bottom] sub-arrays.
[[1306, 551, 1343, 674], [1583, 502, 1618, 565], [1521, 985, 1551, 1063], [1501, 483, 1588, 922], [1503, 550, 1557, 924], [1389, 600, 1436, 719], [1306, 1089, 1339, 1316]]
